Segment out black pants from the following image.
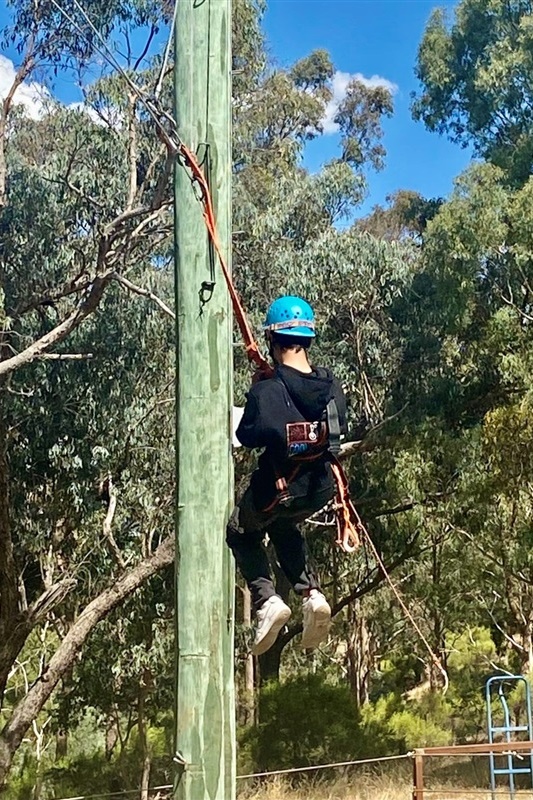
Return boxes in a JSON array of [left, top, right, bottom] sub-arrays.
[[226, 483, 332, 610]]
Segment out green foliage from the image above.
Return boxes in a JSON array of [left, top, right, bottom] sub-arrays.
[[3, 711, 173, 800], [335, 80, 393, 171], [412, 0, 533, 184], [240, 675, 361, 772], [387, 696, 452, 750], [357, 190, 443, 241], [8, 0, 533, 793]]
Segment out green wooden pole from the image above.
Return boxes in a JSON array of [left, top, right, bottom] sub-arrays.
[[173, 2, 235, 799]]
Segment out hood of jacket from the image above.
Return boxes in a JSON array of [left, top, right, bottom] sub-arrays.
[[276, 364, 334, 421]]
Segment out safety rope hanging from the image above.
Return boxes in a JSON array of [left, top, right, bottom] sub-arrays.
[[328, 456, 363, 553], [176, 142, 271, 373]]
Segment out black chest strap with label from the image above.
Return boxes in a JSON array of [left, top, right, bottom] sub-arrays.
[[325, 398, 341, 455]]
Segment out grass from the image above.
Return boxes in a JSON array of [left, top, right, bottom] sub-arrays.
[[140, 765, 533, 800], [237, 770, 533, 799]]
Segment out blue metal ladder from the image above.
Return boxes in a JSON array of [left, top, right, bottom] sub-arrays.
[[486, 675, 533, 798]]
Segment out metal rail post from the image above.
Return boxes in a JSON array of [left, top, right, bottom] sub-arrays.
[[412, 749, 425, 800]]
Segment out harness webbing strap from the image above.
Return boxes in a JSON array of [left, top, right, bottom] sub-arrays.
[[326, 399, 341, 456]]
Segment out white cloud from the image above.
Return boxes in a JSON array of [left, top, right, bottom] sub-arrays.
[[322, 70, 398, 135], [67, 100, 123, 129], [0, 56, 122, 129], [0, 55, 51, 119]]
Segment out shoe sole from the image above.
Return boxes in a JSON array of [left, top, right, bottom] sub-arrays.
[[301, 604, 331, 650], [252, 605, 291, 656]]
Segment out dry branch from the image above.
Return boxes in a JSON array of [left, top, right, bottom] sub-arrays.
[[112, 273, 175, 320], [0, 535, 175, 787], [0, 275, 112, 378], [0, 36, 36, 208], [101, 475, 125, 569], [37, 353, 94, 361]]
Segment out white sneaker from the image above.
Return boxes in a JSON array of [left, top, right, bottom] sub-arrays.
[[301, 590, 331, 650], [252, 595, 291, 656]]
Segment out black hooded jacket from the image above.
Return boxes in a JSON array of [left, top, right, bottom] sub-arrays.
[[237, 364, 347, 510]]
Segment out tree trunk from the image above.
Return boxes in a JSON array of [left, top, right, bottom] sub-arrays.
[[0, 401, 29, 708], [0, 535, 174, 790], [31, 723, 46, 800], [429, 534, 446, 691], [526, 625, 533, 674], [242, 586, 255, 726], [138, 670, 151, 800], [105, 718, 119, 761], [258, 638, 284, 686], [346, 600, 372, 707], [55, 730, 68, 761]]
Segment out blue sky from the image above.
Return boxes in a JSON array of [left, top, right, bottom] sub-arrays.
[[0, 0, 472, 217], [264, 0, 472, 215]]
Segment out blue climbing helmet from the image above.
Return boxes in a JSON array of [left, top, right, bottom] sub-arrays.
[[263, 295, 316, 338]]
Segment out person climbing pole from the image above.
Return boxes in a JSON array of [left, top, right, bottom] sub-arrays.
[[226, 295, 347, 657]]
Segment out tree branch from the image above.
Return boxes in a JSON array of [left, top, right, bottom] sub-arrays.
[[126, 93, 138, 211], [0, 535, 175, 787], [14, 278, 92, 319], [101, 476, 126, 569], [0, 416, 22, 706], [133, 25, 156, 72], [278, 536, 419, 647], [338, 404, 408, 460], [37, 353, 94, 361], [0, 274, 112, 378], [0, 36, 36, 207], [111, 273, 175, 320]]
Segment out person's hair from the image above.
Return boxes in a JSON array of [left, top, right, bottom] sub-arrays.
[[271, 332, 312, 351]]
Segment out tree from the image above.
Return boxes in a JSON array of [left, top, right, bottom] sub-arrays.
[[356, 190, 442, 241], [335, 80, 393, 172], [412, 0, 533, 185], [1, 0, 479, 789], [0, 2, 176, 785]]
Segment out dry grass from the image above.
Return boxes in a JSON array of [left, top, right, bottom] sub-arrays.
[[238, 774, 410, 799], [238, 774, 533, 800]]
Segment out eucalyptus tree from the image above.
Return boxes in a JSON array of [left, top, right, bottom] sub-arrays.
[[0, 0, 429, 785], [413, 0, 533, 185], [410, 163, 533, 674], [0, 1, 177, 785]]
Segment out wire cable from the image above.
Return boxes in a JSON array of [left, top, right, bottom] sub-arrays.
[[358, 508, 450, 694], [36, 753, 414, 800], [48, 0, 181, 153], [154, 0, 178, 100], [237, 752, 412, 780]]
